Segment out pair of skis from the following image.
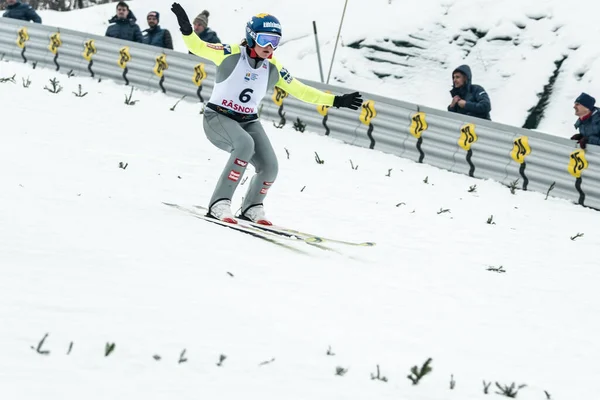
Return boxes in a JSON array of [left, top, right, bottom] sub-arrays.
[[163, 202, 375, 251]]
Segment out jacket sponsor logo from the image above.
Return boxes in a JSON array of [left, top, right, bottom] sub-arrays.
[[279, 67, 292, 84], [206, 43, 223, 50], [223, 44, 231, 55], [221, 99, 255, 113], [234, 158, 248, 167], [228, 170, 241, 182]]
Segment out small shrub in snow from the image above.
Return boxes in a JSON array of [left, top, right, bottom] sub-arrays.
[[216, 354, 227, 367], [0, 74, 16, 83], [570, 232, 584, 241], [44, 77, 62, 94], [407, 357, 433, 385], [72, 84, 88, 97], [178, 349, 188, 364], [370, 364, 388, 382], [104, 342, 116, 357], [31, 332, 50, 355], [170, 95, 186, 111], [495, 382, 527, 398], [124, 86, 138, 105], [326, 345, 335, 356], [314, 152, 325, 164], [293, 117, 306, 132]]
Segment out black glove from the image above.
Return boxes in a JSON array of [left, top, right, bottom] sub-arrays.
[[333, 91, 363, 110], [579, 137, 588, 149], [171, 2, 192, 35], [571, 133, 583, 140]]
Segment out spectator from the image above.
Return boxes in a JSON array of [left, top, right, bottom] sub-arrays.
[[142, 11, 173, 50], [105, 1, 143, 43], [571, 92, 600, 149], [193, 10, 220, 43], [3, 0, 41, 23], [448, 64, 491, 120]]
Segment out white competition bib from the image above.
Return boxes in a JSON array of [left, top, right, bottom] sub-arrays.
[[208, 48, 269, 115]]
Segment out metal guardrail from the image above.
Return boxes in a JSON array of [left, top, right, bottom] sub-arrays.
[[1, 17, 598, 209]]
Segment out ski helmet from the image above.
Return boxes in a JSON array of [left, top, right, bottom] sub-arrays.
[[245, 13, 282, 48]]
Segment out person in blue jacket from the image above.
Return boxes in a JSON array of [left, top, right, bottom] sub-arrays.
[[571, 92, 600, 149], [448, 64, 492, 121], [3, 0, 41, 23], [143, 11, 173, 50], [105, 1, 143, 43]]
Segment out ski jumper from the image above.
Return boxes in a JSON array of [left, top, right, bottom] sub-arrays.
[[182, 34, 336, 213]]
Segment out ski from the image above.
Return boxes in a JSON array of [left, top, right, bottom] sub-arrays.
[[192, 205, 376, 247], [163, 203, 330, 253]]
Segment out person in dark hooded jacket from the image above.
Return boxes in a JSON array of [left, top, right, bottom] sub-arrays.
[[2, 0, 41, 23], [143, 11, 173, 49], [105, 1, 143, 43], [448, 64, 491, 120], [570, 92, 600, 149]]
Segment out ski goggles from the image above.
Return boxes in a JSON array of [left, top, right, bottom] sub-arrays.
[[255, 32, 281, 49]]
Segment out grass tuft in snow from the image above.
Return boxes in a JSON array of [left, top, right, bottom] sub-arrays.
[[487, 265, 506, 273], [326, 345, 335, 356], [370, 364, 388, 382], [545, 182, 556, 200], [104, 342, 116, 357], [258, 358, 275, 366], [570, 232, 584, 241], [44, 77, 62, 94], [178, 349, 187, 364], [314, 152, 325, 164], [495, 381, 527, 398], [31, 332, 50, 355], [124, 86, 138, 105], [72, 84, 88, 97], [407, 357, 433, 385], [293, 117, 306, 132], [216, 353, 227, 367], [483, 380, 492, 394], [170, 95, 186, 111]]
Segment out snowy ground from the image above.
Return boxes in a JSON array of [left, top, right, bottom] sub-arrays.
[[1, 54, 599, 399], [36, 0, 600, 136]]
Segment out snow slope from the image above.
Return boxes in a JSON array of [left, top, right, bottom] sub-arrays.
[[1, 50, 599, 399], [36, 0, 600, 136]]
